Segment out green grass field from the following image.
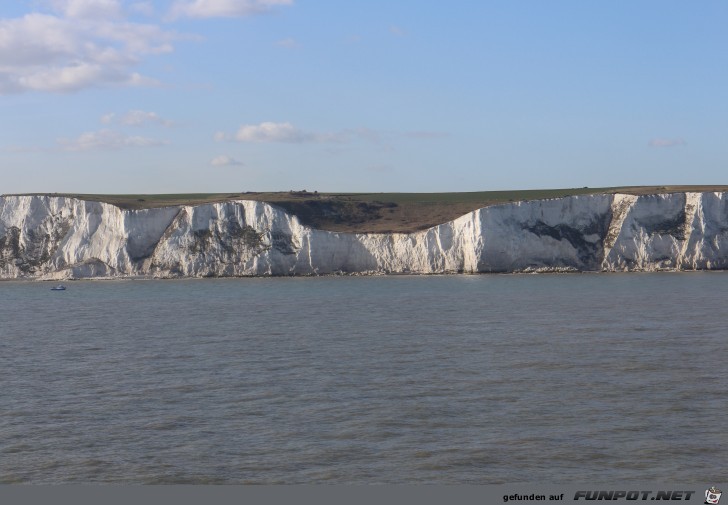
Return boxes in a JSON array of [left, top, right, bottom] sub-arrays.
[[14, 185, 728, 233]]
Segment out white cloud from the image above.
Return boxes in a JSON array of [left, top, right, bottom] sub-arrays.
[[2, 0, 289, 95], [169, 0, 293, 19], [59, 129, 167, 151], [120, 110, 174, 127], [0, 10, 177, 94], [649, 138, 686, 148], [211, 155, 243, 166], [217, 122, 420, 146], [50, 0, 123, 19], [228, 123, 384, 144], [129, 2, 155, 17], [100, 109, 174, 126], [12, 62, 109, 93], [231, 122, 321, 143]]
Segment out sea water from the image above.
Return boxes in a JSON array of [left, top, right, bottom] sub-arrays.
[[1, 273, 726, 483]]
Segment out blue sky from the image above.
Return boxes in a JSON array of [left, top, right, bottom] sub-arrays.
[[1, 0, 726, 194]]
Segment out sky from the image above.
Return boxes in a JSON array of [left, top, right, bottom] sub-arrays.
[[1, 0, 726, 194]]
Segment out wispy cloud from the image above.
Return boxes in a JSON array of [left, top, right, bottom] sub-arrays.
[[129, 2, 155, 17], [168, 0, 293, 19], [58, 129, 167, 151], [389, 25, 406, 37], [276, 37, 299, 49], [101, 110, 174, 127], [218, 122, 395, 145], [217, 122, 336, 144], [235, 122, 315, 143], [649, 138, 686, 148], [211, 155, 243, 166], [49, 0, 124, 20], [100, 113, 116, 124], [217, 122, 445, 148], [402, 130, 448, 139]]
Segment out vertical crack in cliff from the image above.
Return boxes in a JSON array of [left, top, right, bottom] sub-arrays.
[[601, 194, 638, 269], [678, 192, 701, 269], [146, 207, 187, 274]]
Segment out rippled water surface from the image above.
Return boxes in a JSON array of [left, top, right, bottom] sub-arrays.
[[1, 273, 727, 483]]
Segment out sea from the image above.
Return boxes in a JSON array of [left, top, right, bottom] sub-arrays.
[[1, 272, 726, 484]]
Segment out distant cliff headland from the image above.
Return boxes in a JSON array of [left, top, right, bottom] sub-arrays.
[[2, 186, 728, 279]]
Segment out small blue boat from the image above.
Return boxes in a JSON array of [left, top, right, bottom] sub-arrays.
[[50, 285, 66, 291]]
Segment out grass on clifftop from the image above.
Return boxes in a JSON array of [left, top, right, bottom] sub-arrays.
[[21, 185, 728, 233]]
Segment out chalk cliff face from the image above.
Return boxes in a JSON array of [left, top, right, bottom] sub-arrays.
[[2, 193, 728, 279]]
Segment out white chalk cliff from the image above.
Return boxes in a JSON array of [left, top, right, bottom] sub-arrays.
[[2, 193, 728, 279]]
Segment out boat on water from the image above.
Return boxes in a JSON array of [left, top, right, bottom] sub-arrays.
[[50, 285, 66, 291]]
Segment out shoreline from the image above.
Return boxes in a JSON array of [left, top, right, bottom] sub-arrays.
[[3, 268, 726, 283]]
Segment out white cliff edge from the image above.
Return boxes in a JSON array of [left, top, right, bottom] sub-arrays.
[[1, 192, 728, 279]]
